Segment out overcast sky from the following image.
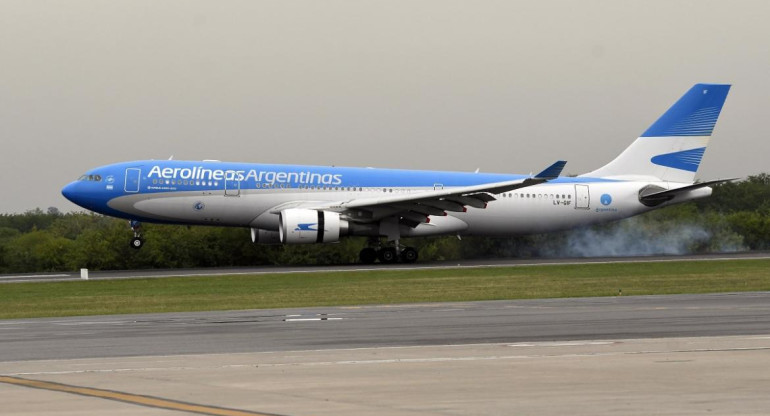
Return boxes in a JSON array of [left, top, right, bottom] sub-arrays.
[[1, 1, 768, 213]]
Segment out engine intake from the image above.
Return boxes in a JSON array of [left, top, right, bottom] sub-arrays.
[[279, 209, 347, 244]]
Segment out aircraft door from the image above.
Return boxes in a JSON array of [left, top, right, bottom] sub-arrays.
[[224, 172, 240, 196], [125, 168, 141, 193], [575, 184, 590, 209]]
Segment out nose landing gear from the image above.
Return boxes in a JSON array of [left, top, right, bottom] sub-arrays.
[[129, 220, 144, 250]]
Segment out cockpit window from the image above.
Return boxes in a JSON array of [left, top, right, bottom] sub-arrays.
[[78, 174, 102, 182]]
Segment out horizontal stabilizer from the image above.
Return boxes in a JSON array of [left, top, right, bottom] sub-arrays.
[[534, 160, 567, 180], [639, 178, 738, 206]]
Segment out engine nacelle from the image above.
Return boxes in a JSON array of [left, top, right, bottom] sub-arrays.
[[279, 209, 346, 244]]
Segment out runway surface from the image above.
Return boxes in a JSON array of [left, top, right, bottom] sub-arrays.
[[2, 293, 770, 415], [1, 250, 768, 283], [1, 292, 770, 362]]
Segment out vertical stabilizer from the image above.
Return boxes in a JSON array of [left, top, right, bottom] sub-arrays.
[[583, 84, 730, 183]]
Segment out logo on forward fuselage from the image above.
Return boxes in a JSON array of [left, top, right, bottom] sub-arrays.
[[148, 165, 343, 186]]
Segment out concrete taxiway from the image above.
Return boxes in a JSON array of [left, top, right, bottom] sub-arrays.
[[2, 293, 770, 415], [3, 336, 770, 416]]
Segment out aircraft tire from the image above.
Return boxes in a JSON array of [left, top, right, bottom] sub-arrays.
[[130, 237, 144, 250], [359, 247, 377, 264], [400, 247, 418, 263], [378, 247, 398, 264]]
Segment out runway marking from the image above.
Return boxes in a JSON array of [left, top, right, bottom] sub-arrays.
[[508, 341, 617, 347], [0, 375, 281, 416], [284, 317, 343, 322]]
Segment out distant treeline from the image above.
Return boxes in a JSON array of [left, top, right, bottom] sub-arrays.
[[1, 174, 769, 273]]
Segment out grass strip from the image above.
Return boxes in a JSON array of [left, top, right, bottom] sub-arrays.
[[2, 259, 770, 319]]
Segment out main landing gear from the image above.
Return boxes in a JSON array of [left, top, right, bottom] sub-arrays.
[[129, 220, 144, 250], [359, 238, 418, 264]]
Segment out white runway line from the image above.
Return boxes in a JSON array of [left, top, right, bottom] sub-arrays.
[[508, 341, 617, 347], [284, 318, 344, 322]]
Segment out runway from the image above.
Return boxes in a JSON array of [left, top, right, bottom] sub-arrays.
[[2, 292, 770, 362], [1, 250, 769, 283], [2, 293, 770, 415]]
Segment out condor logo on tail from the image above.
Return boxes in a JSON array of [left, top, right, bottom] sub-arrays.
[[650, 147, 706, 172]]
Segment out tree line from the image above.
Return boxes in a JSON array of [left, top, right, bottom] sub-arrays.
[[1, 174, 768, 273]]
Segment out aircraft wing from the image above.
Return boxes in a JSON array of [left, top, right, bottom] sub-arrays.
[[293, 160, 567, 227]]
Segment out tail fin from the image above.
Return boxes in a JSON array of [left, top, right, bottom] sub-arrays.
[[583, 83, 731, 183]]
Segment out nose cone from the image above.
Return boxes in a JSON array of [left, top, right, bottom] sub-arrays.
[[61, 182, 79, 204], [61, 181, 93, 210]]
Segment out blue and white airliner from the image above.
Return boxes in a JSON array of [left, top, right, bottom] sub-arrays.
[[62, 84, 732, 263]]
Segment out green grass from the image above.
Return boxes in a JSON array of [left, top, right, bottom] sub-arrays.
[[2, 259, 770, 319]]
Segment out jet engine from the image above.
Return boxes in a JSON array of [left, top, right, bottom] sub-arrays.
[[279, 209, 347, 244]]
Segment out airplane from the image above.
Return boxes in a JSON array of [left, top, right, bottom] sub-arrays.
[[62, 83, 732, 264]]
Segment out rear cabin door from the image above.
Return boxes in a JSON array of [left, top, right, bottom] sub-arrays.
[[575, 184, 590, 209]]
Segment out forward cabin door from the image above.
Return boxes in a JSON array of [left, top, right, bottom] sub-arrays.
[[575, 184, 590, 209], [125, 168, 141, 193]]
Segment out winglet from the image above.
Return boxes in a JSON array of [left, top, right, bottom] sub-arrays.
[[534, 160, 567, 179]]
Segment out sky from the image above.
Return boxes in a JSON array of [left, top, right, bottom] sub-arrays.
[[1, 0, 769, 213]]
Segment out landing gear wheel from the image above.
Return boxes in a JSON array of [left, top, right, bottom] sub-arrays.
[[359, 247, 377, 264], [400, 247, 418, 263], [378, 247, 398, 264], [129, 220, 144, 250], [130, 237, 144, 250]]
